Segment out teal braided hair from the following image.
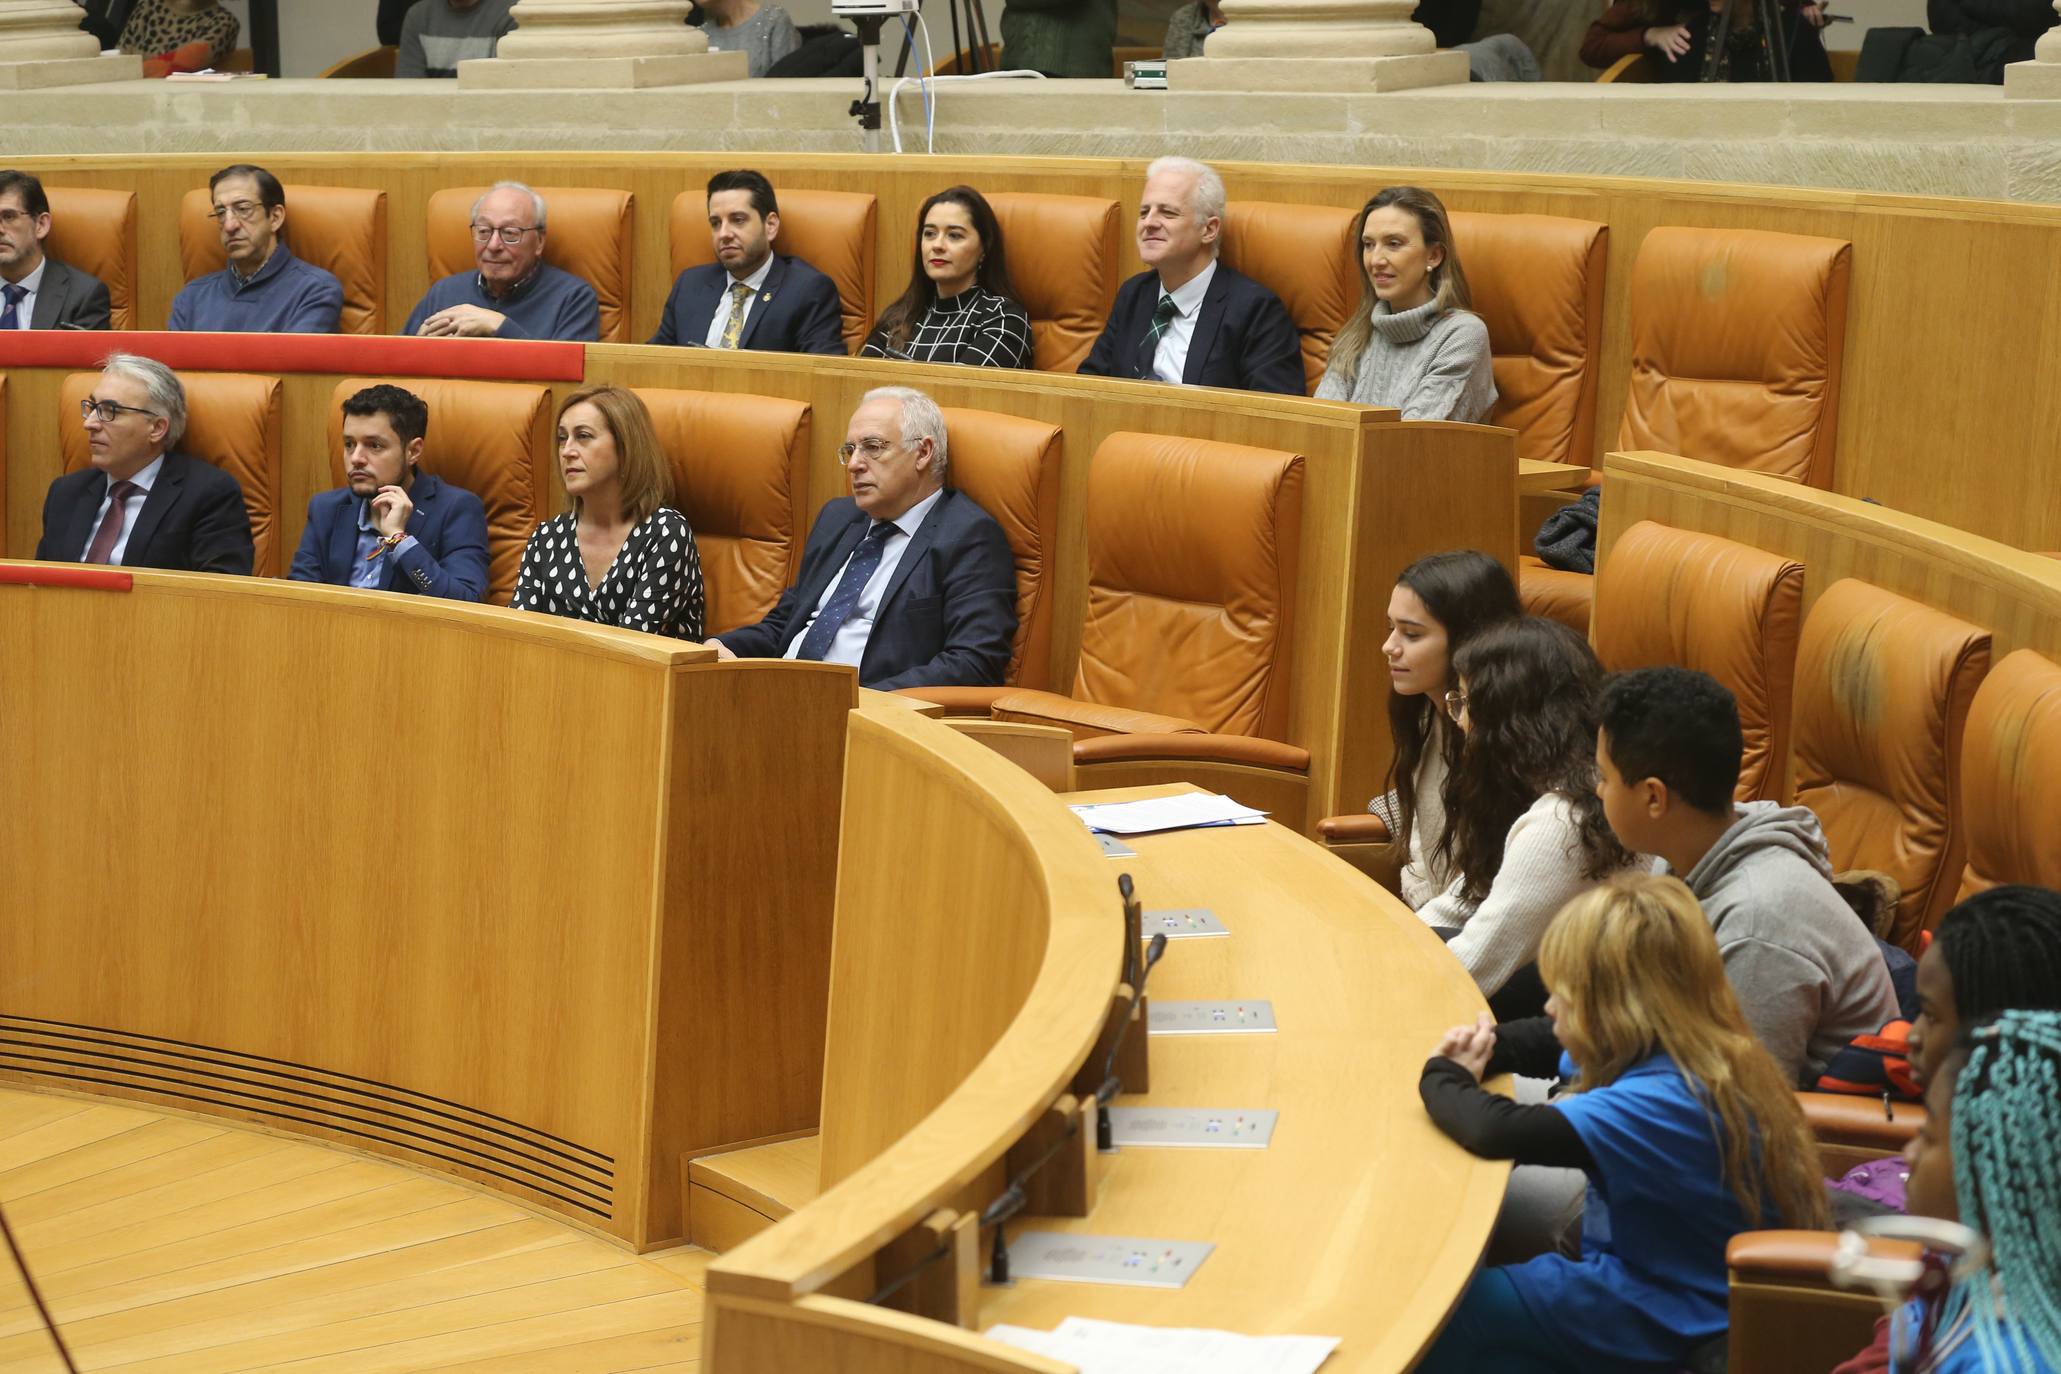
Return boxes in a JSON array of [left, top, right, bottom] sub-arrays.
[[1941, 1008, 2061, 1371]]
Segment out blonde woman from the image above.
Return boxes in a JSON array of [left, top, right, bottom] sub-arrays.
[[1416, 873, 1828, 1373], [511, 386, 705, 640], [1314, 185, 1496, 422]]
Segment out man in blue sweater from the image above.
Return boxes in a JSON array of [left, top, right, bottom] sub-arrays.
[[168, 164, 344, 333], [403, 182, 600, 342]]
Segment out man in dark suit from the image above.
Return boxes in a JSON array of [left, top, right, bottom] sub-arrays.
[[1079, 156, 1304, 396], [288, 383, 489, 601], [0, 170, 112, 331], [650, 168, 847, 355], [37, 353, 253, 575], [710, 386, 1018, 690]]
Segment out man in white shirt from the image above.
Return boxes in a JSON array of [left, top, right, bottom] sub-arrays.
[[1079, 155, 1304, 395], [0, 169, 112, 331], [648, 168, 845, 354], [708, 386, 1018, 689]]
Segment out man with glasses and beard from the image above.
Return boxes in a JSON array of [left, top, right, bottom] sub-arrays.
[[404, 181, 599, 341], [37, 353, 254, 575], [168, 164, 344, 333], [0, 170, 112, 331]]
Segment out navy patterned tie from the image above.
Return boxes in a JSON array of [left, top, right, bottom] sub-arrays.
[[0, 283, 24, 331], [795, 522, 893, 662], [1138, 292, 1179, 378]]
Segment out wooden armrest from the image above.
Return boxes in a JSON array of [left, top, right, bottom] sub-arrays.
[[1800, 1091, 1924, 1150], [991, 689, 1206, 739], [1729, 1229, 1919, 1280], [1316, 814, 1391, 844], [894, 686, 1014, 716], [1072, 732, 1311, 772]]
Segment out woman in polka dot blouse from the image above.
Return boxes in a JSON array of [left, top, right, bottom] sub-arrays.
[[512, 386, 705, 640]]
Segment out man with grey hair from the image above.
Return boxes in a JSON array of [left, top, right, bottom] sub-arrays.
[[709, 385, 1017, 689], [36, 353, 254, 574], [403, 182, 599, 341], [1081, 155, 1304, 396]]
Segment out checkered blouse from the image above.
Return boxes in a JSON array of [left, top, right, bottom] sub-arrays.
[[859, 286, 1033, 370]]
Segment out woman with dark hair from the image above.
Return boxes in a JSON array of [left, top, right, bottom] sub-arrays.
[[1374, 549, 1523, 909], [1580, 0, 1833, 80], [1315, 185, 1495, 422], [861, 187, 1032, 370], [1417, 616, 1638, 1017]]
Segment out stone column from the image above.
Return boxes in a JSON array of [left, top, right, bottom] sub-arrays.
[[458, 0, 748, 89], [2003, 0, 2061, 96], [1165, 0, 1467, 92], [0, 0, 141, 89]]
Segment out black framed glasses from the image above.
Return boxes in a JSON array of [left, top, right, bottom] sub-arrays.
[[81, 397, 161, 423], [471, 223, 541, 246]]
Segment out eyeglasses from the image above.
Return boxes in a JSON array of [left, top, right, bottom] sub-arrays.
[[81, 397, 161, 423], [1443, 689, 1469, 717], [837, 436, 904, 466], [0, 209, 34, 229], [471, 223, 541, 247], [207, 201, 267, 224]]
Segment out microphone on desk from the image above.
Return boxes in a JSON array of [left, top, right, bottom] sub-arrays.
[[1095, 932, 1168, 1151]]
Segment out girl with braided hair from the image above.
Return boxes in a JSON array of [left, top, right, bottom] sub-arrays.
[[1908, 885, 2061, 1083]]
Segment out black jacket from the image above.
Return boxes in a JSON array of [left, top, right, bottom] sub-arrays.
[[1079, 263, 1305, 396], [650, 255, 846, 354], [38, 453, 255, 575], [29, 257, 113, 331]]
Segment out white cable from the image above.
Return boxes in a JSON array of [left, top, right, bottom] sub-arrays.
[[886, 68, 1046, 155]]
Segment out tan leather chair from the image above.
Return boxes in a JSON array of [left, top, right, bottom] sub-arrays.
[[44, 187, 138, 331], [1791, 579, 1992, 951], [1726, 1230, 1892, 1374], [178, 185, 388, 334], [985, 192, 1121, 373], [428, 186, 632, 343], [933, 407, 1062, 694], [1957, 648, 2061, 896], [669, 188, 875, 354], [1219, 201, 1355, 395], [632, 386, 812, 636], [60, 370, 283, 577], [1591, 520, 1805, 803], [325, 378, 552, 606], [1622, 226, 1851, 488], [986, 432, 1311, 825]]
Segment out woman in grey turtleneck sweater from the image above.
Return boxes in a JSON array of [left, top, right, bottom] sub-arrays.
[[1315, 186, 1497, 423]]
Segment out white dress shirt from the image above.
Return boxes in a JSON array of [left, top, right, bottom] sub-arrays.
[[783, 486, 945, 668], [702, 253, 775, 348], [1149, 258, 1217, 385], [80, 453, 166, 565], [3, 255, 47, 329]]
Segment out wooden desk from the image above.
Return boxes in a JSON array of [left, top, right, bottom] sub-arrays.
[[1520, 457, 1586, 495]]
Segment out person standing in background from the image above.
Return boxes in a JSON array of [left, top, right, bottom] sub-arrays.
[[396, 0, 519, 78]]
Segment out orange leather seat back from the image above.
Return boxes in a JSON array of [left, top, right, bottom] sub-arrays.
[[939, 407, 1062, 689], [633, 387, 811, 636], [178, 185, 388, 334], [1620, 226, 1851, 487], [670, 188, 876, 354], [428, 186, 631, 342], [1957, 649, 2061, 897], [1075, 432, 1304, 739], [984, 192, 1121, 373], [326, 378, 552, 606], [1791, 579, 1992, 949], [44, 187, 138, 330], [1593, 519, 1804, 802], [1451, 210, 1608, 472], [61, 370, 283, 577], [1220, 201, 1355, 395]]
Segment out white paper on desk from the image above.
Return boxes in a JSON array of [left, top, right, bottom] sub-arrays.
[[984, 1315, 1339, 1373], [1069, 793, 1269, 836]]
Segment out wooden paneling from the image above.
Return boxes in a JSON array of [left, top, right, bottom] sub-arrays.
[[0, 569, 852, 1248], [6, 152, 2057, 545]]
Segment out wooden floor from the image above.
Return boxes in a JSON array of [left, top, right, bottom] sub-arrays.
[[0, 1087, 708, 1372]]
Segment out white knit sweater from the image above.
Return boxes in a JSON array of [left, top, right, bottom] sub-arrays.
[[1312, 298, 1497, 422]]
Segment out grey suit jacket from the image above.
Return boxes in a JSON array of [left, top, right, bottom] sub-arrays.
[[29, 257, 114, 331]]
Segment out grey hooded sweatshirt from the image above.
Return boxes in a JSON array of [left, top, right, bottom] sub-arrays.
[[1673, 801, 1898, 1086]]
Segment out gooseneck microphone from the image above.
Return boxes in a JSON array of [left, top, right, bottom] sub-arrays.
[[1095, 932, 1168, 1150]]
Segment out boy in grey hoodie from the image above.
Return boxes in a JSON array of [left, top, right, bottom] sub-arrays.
[[1596, 667, 1897, 1085]]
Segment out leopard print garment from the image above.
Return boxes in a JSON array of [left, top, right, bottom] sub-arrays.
[[117, 0, 239, 64]]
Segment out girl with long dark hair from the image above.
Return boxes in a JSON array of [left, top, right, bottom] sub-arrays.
[[861, 186, 1032, 370]]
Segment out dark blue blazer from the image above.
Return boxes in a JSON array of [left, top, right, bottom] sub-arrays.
[[719, 488, 1017, 690], [649, 254, 847, 354], [1080, 263, 1306, 396], [36, 452, 253, 574], [287, 472, 489, 601]]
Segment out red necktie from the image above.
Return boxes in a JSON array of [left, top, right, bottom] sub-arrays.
[[84, 479, 141, 565]]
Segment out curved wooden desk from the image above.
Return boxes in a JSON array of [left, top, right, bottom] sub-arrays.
[[0, 563, 855, 1249]]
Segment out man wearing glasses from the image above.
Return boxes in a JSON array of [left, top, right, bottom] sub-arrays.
[[0, 170, 112, 331], [403, 182, 599, 342], [708, 385, 1017, 689], [168, 164, 344, 334], [36, 353, 254, 575]]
